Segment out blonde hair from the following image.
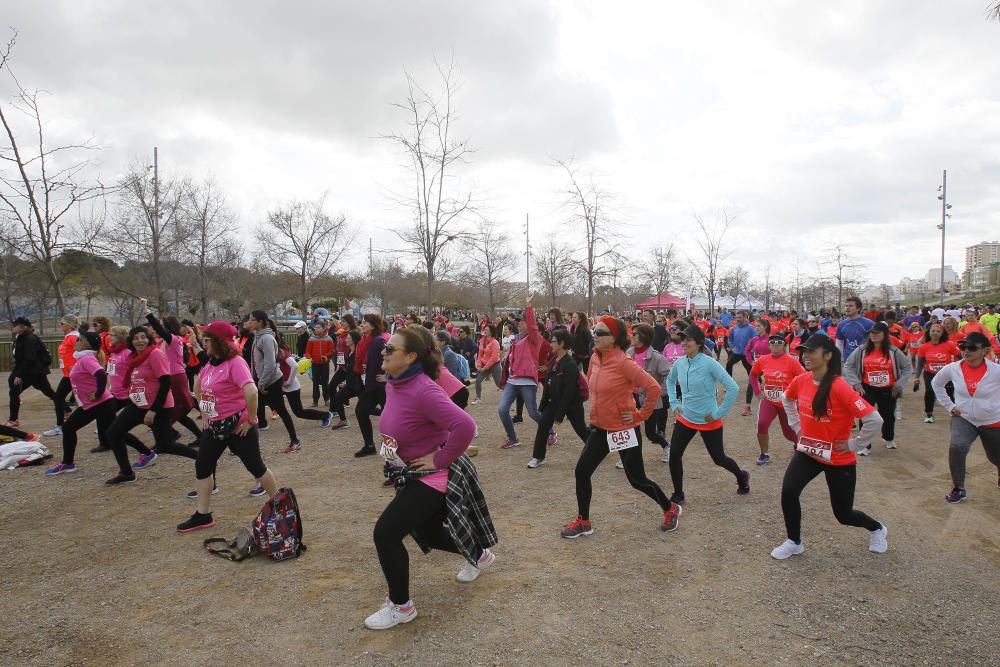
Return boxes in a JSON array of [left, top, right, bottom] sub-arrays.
[[60, 314, 81, 329]]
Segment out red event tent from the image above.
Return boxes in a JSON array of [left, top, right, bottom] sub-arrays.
[[635, 292, 687, 309]]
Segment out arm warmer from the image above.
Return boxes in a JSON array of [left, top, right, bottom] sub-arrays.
[[146, 313, 172, 344], [94, 370, 108, 397], [149, 375, 172, 413]]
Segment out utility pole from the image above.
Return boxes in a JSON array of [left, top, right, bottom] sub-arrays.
[[368, 237, 374, 275], [936, 170, 951, 306], [523, 212, 530, 295]]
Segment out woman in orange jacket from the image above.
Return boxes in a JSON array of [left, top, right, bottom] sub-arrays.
[[561, 315, 682, 538], [44, 314, 82, 436]]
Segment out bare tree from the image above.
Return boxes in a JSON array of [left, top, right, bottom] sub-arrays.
[[383, 59, 477, 313], [636, 243, 679, 312], [366, 254, 405, 316], [688, 208, 736, 313], [186, 177, 238, 318], [112, 160, 189, 312], [720, 266, 752, 309], [461, 218, 517, 317], [824, 243, 866, 311], [989, 2, 1000, 21], [533, 235, 575, 309], [557, 159, 618, 314], [0, 31, 107, 313], [255, 196, 353, 317]]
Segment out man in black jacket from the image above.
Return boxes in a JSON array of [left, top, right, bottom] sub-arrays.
[[643, 310, 669, 352], [294, 320, 309, 357], [7, 317, 59, 428]]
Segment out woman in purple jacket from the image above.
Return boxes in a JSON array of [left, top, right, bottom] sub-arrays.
[[365, 326, 496, 631], [741, 319, 773, 416]]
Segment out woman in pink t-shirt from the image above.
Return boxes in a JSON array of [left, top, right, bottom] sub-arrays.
[[44, 332, 116, 477], [140, 298, 202, 443], [177, 321, 279, 533], [104, 326, 157, 461], [106, 327, 198, 486]]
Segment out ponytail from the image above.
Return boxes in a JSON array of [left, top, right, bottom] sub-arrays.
[[811, 347, 842, 417]]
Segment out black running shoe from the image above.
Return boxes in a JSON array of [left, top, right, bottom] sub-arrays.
[[354, 445, 376, 458], [177, 512, 215, 532]]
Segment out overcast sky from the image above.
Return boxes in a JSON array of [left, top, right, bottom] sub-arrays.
[[3, 1, 999, 291]]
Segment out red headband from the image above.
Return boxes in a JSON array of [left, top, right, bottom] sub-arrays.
[[599, 316, 621, 338]]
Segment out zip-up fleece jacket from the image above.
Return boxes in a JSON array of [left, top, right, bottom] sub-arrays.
[[251, 327, 282, 387], [477, 337, 500, 369], [842, 345, 913, 393], [666, 352, 739, 424], [726, 322, 754, 357], [506, 307, 543, 382], [931, 359, 1000, 427], [305, 334, 335, 364], [587, 347, 660, 431], [626, 346, 670, 409]]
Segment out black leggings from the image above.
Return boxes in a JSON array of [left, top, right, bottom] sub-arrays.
[[451, 386, 469, 410], [107, 403, 196, 474], [330, 383, 359, 421], [574, 426, 673, 521], [356, 384, 386, 448], [634, 396, 668, 447], [725, 354, 753, 403], [781, 451, 881, 543], [862, 385, 896, 441], [531, 402, 590, 460], [54, 376, 73, 425], [374, 480, 468, 605], [61, 400, 116, 464], [668, 420, 742, 495], [8, 372, 58, 422], [311, 362, 330, 403], [113, 398, 154, 455], [923, 371, 954, 416], [284, 389, 329, 421], [257, 379, 298, 442], [194, 425, 267, 480]]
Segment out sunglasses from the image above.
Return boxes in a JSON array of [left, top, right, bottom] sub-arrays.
[[594, 330, 613, 337], [383, 343, 399, 354], [957, 343, 982, 351]]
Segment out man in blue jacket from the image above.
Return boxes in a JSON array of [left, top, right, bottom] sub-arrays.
[[725, 310, 755, 378]]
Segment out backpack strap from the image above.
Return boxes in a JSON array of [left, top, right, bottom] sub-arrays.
[[203, 537, 240, 561]]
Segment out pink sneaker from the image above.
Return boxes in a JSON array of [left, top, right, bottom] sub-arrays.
[[740, 405, 751, 416], [284, 441, 302, 454], [500, 439, 520, 449], [547, 432, 558, 447], [5, 419, 20, 428]]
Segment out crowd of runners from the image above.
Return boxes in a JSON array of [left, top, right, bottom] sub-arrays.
[[6, 295, 1000, 629]]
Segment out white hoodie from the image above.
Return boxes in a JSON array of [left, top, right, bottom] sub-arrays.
[[931, 359, 1000, 427]]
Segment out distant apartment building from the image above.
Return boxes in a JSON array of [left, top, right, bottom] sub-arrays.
[[964, 242, 1000, 289], [926, 266, 960, 291]]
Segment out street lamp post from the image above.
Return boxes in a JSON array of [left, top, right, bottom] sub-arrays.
[[936, 170, 952, 306]]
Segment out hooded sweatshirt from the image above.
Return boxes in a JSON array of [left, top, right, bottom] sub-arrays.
[[251, 327, 281, 387]]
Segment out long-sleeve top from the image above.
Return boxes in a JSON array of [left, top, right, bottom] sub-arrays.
[[726, 323, 755, 357], [570, 324, 594, 362], [666, 352, 739, 425], [587, 347, 660, 431], [145, 313, 187, 375], [627, 346, 671, 409], [651, 323, 669, 353], [931, 359, 1000, 426], [251, 327, 282, 387], [296, 331, 310, 357], [744, 335, 771, 362], [506, 307, 543, 381], [539, 353, 583, 422], [57, 331, 79, 377], [362, 335, 386, 388], [842, 345, 913, 392], [304, 334, 335, 364], [380, 369, 476, 471], [12, 331, 49, 378], [476, 337, 500, 369]]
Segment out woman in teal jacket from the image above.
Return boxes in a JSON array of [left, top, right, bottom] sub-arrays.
[[666, 325, 750, 505]]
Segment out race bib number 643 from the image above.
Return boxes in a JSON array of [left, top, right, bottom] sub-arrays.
[[607, 428, 638, 452]]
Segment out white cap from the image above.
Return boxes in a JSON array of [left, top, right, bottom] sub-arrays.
[[294, 320, 308, 329]]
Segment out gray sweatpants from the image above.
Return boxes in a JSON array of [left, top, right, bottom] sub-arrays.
[[475, 363, 502, 399], [949, 416, 1000, 489]]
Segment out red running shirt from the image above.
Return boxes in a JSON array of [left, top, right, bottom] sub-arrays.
[[861, 350, 895, 388], [750, 354, 806, 405], [785, 374, 875, 466], [916, 341, 960, 375]]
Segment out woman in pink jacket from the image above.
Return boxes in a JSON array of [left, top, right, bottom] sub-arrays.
[[471, 324, 501, 404], [365, 325, 494, 630], [741, 319, 773, 416]]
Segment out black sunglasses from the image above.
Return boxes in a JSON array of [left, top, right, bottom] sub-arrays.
[[594, 330, 613, 337], [383, 343, 398, 354], [957, 343, 982, 351]]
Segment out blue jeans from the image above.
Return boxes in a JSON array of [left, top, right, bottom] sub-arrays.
[[498, 383, 542, 441]]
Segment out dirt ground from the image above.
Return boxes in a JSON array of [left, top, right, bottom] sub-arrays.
[[2, 364, 999, 667]]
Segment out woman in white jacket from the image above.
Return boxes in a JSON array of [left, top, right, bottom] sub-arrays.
[[930, 332, 1000, 503]]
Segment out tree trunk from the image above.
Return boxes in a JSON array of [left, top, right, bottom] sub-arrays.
[[45, 258, 66, 314], [426, 264, 435, 315]]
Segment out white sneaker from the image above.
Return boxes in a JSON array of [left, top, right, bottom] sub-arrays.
[[470, 397, 481, 405], [457, 549, 496, 583], [474, 427, 479, 438], [661, 445, 671, 463], [43, 425, 62, 436], [894, 405, 902, 420], [770, 539, 805, 560], [615, 460, 625, 469], [869, 524, 888, 554], [857, 445, 871, 457], [884, 440, 897, 449], [527, 457, 545, 469], [364, 597, 417, 630]]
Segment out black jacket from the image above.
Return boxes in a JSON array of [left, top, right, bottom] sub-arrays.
[[296, 331, 310, 357], [571, 326, 593, 362], [12, 331, 49, 378], [539, 354, 582, 422], [652, 323, 669, 352]]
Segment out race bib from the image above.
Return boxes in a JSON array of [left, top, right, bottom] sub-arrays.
[[199, 389, 218, 419], [929, 362, 945, 373], [607, 428, 638, 452], [796, 435, 833, 463], [58, 357, 65, 369], [763, 384, 784, 402], [866, 371, 890, 387], [337, 354, 345, 366], [379, 434, 403, 466], [129, 379, 148, 407], [106, 359, 116, 376]]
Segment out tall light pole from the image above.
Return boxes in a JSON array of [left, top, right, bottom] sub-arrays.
[[936, 170, 952, 306], [523, 213, 530, 295]]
